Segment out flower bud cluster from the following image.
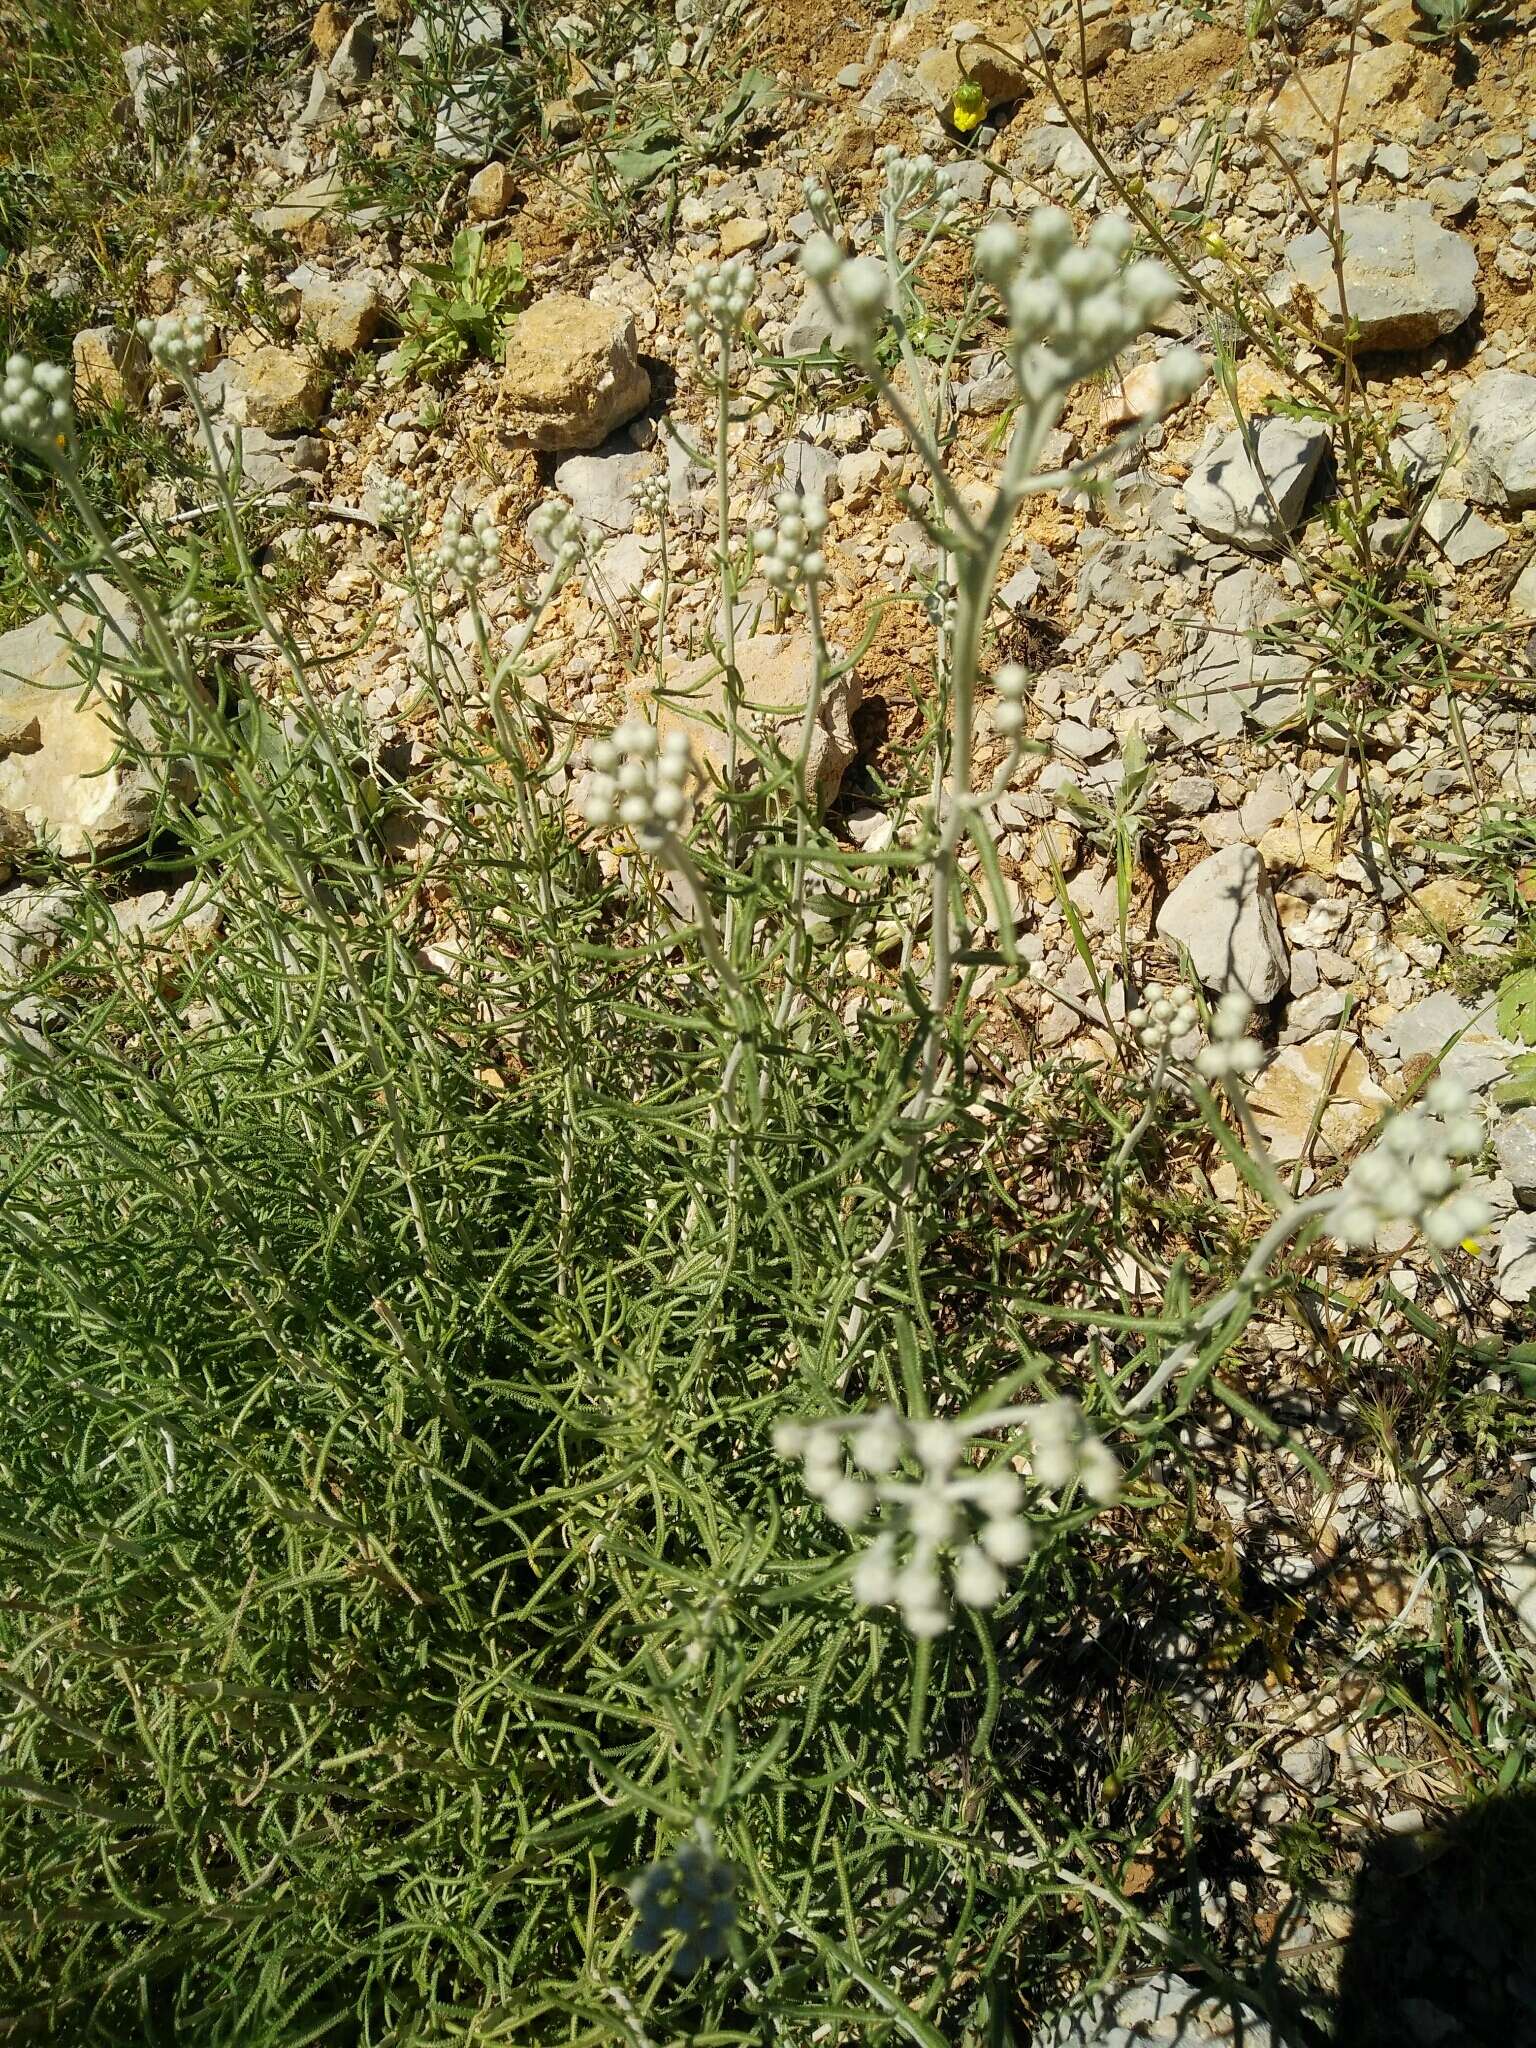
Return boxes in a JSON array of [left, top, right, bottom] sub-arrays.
[[1330, 1076, 1489, 1252], [435, 505, 500, 586], [922, 578, 958, 637], [774, 1396, 1121, 1638], [971, 209, 1189, 392], [580, 718, 694, 854], [634, 471, 669, 525], [992, 662, 1029, 738], [0, 353, 73, 455], [529, 497, 583, 571], [1127, 980, 1197, 1054], [135, 309, 209, 374], [375, 476, 419, 534], [628, 1837, 736, 1976], [684, 258, 757, 345], [1194, 990, 1264, 1082], [877, 145, 960, 220], [753, 490, 828, 595]]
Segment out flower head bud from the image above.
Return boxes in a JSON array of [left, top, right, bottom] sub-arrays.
[[756, 489, 828, 595], [434, 504, 500, 587], [580, 720, 693, 857], [684, 257, 758, 346], [1126, 980, 1197, 1054], [0, 352, 74, 457], [530, 497, 583, 570], [135, 308, 209, 374], [974, 220, 1024, 285], [376, 476, 419, 534], [1330, 1080, 1488, 1252]]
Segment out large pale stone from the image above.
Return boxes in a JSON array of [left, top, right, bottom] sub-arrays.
[[231, 346, 330, 431], [1248, 1035, 1392, 1163], [499, 297, 649, 451], [72, 325, 150, 411], [1184, 417, 1330, 552], [1284, 204, 1477, 351], [0, 584, 172, 860], [1453, 371, 1536, 511], [300, 278, 382, 356], [1269, 43, 1443, 145], [1156, 843, 1288, 1002], [638, 632, 860, 811]]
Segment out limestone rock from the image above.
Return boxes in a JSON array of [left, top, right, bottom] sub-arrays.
[[251, 171, 349, 237], [552, 443, 652, 533], [1248, 1035, 1392, 1163], [1495, 1108, 1536, 1205], [1422, 498, 1506, 567], [1515, 557, 1536, 619], [1383, 989, 1515, 1093], [499, 297, 649, 452], [301, 278, 382, 356], [915, 36, 1033, 115], [1269, 43, 1442, 146], [466, 161, 515, 220], [1452, 371, 1536, 511], [1173, 566, 1310, 738], [72, 325, 150, 412], [1183, 416, 1329, 552], [121, 43, 183, 133], [328, 18, 374, 86], [0, 584, 172, 860], [1156, 843, 1289, 1003], [640, 632, 860, 812], [1284, 204, 1477, 351], [231, 347, 330, 431], [1036, 1969, 1275, 2048]]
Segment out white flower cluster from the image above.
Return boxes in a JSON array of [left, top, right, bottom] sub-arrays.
[[1127, 979, 1197, 1054], [971, 209, 1204, 398], [168, 594, 203, 639], [628, 1835, 736, 1976], [529, 497, 582, 571], [992, 661, 1029, 738], [434, 505, 500, 586], [774, 1397, 1121, 1638], [753, 490, 828, 594], [135, 308, 209, 374], [1330, 1076, 1489, 1252], [683, 257, 758, 345], [375, 476, 419, 534], [878, 145, 960, 219], [801, 172, 835, 231], [0, 353, 73, 456], [580, 718, 694, 853], [1194, 990, 1264, 1082], [634, 471, 669, 525]]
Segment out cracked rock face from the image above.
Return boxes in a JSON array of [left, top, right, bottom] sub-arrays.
[[1453, 371, 1536, 511], [498, 297, 651, 451], [1283, 204, 1478, 351], [0, 582, 173, 861], [1156, 843, 1289, 1004], [1183, 417, 1330, 552]]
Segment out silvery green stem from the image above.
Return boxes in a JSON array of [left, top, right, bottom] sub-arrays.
[[1119, 1188, 1339, 1415]]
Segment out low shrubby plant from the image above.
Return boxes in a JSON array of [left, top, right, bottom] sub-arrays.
[[0, 155, 1504, 2046]]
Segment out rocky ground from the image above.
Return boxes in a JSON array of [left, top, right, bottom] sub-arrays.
[[4, 0, 1536, 2038]]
